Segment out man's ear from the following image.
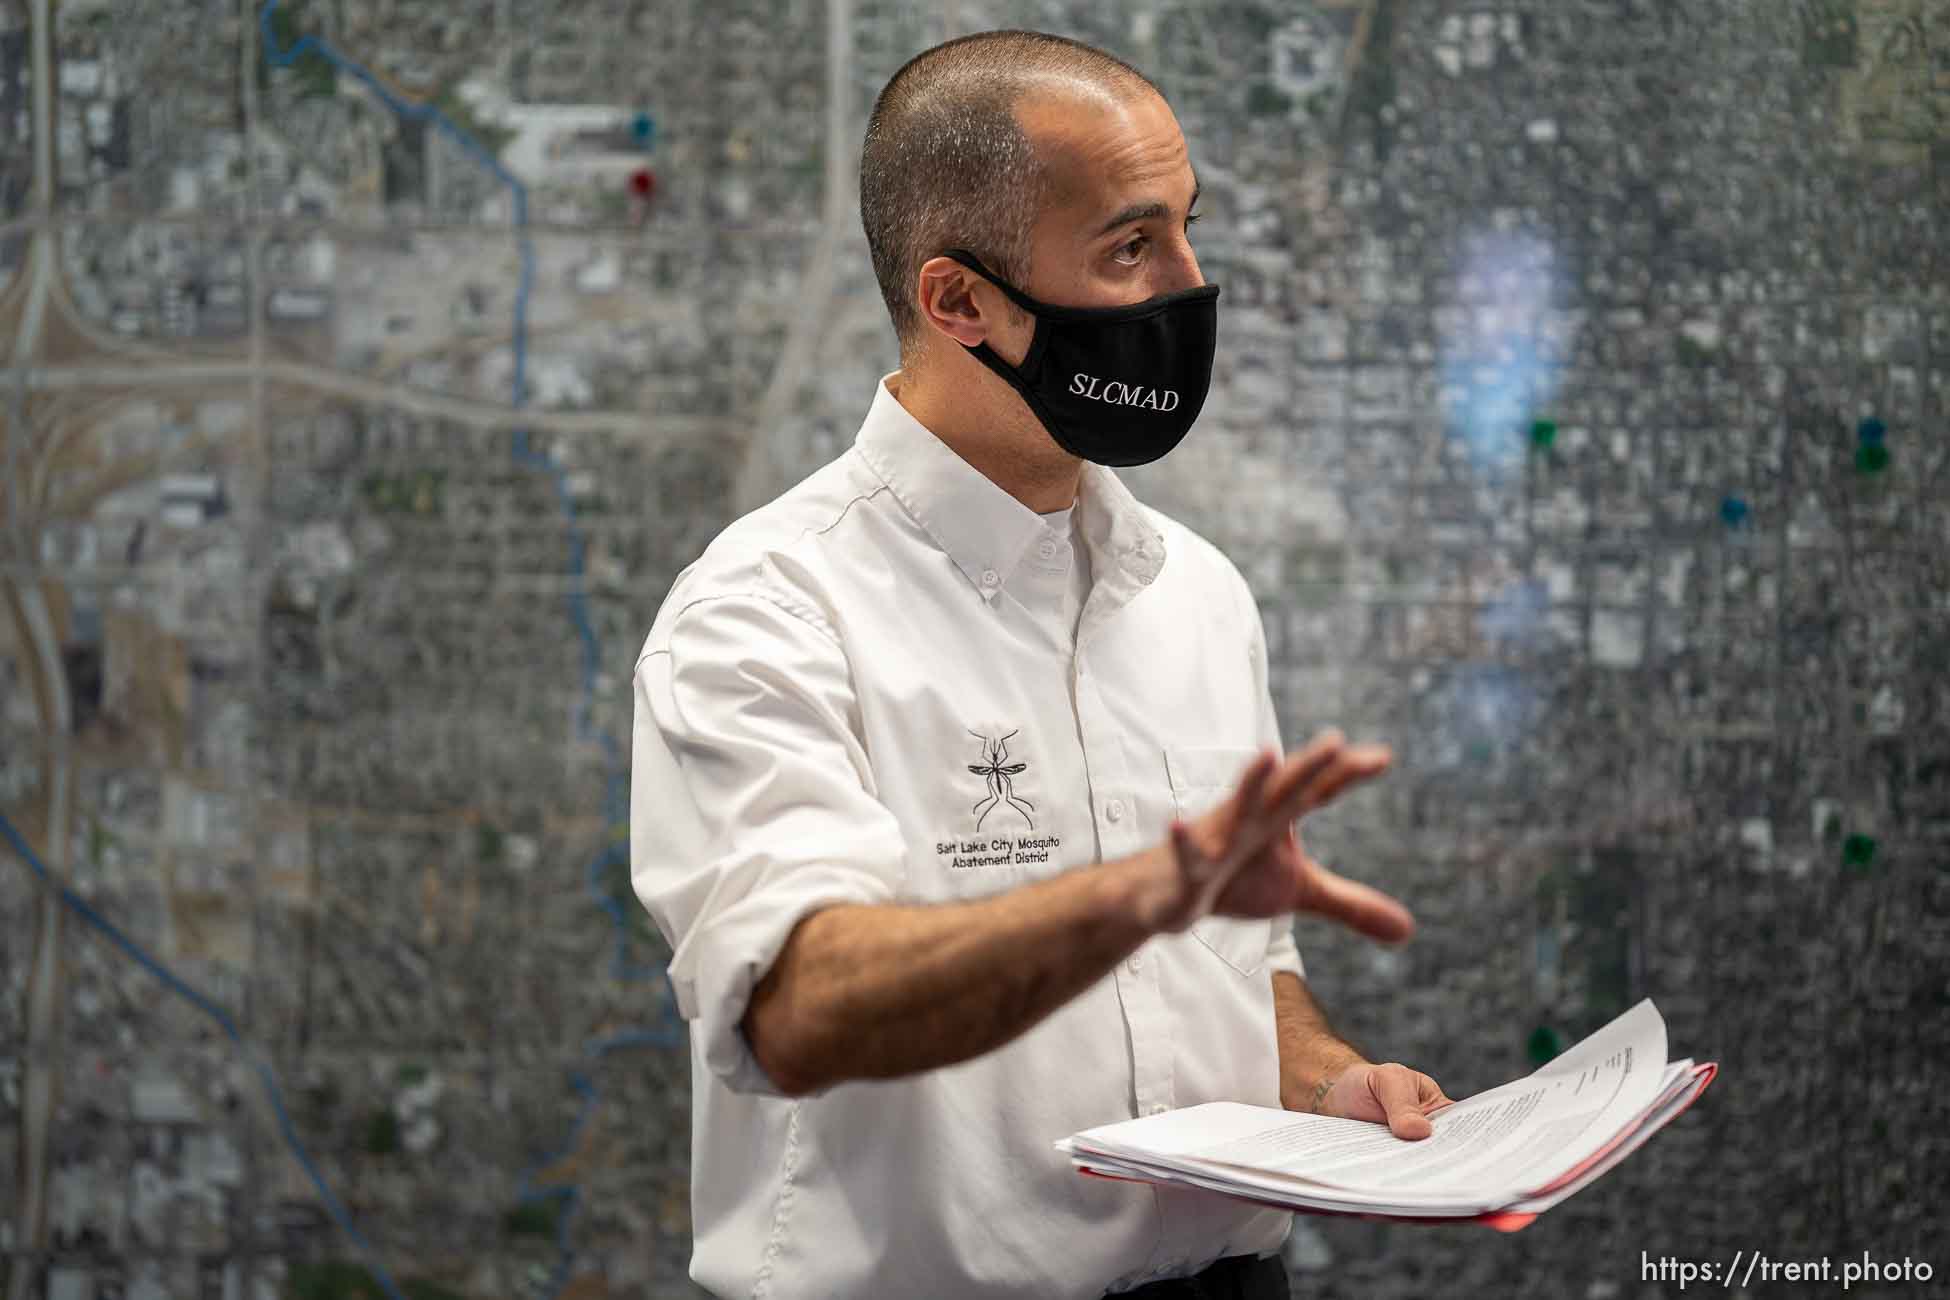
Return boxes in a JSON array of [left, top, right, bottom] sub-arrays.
[[914, 256, 995, 349]]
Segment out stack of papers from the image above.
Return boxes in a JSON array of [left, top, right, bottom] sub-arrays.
[[1056, 998, 1715, 1232]]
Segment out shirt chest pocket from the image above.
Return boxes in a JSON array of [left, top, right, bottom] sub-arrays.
[[1163, 745, 1273, 978]]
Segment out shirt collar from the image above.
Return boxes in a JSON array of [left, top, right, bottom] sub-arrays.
[[854, 371, 1165, 603]]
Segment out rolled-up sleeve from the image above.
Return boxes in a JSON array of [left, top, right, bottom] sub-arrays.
[[1237, 568, 1306, 981], [631, 590, 908, 1097]]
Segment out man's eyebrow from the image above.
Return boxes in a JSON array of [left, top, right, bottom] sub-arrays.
[[1091, 173, 1201, 240]]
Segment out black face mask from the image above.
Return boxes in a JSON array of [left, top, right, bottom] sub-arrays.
[[942, 248, 1221, 467]]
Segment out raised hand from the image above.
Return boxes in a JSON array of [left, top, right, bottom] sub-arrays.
[[1131, 729, 1415, 943]]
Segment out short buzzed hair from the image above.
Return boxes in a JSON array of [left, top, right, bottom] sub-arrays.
[[860, 30, 1161, 363]]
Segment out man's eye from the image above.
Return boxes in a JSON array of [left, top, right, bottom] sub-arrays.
[[1115, 214, 1200, 266]]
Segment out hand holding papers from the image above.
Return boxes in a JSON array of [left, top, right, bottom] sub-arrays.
[[1056, 999, 1716, 1231]]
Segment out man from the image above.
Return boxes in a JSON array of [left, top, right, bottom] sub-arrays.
[[630, 29, 1453, 1300]]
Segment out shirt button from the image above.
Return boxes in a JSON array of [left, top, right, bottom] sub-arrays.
[[1037, 540, 1057, 559], [1106, 798, 1125, 822], [980, 568, 999, 588], [1126, 953, 1142, 974], [1150, 1103, 1169, 1116]]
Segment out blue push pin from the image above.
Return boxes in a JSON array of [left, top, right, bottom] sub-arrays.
[[1855, 417, 1889, 474], [632, 111, 656, 148], [1720, 495, 1750, 529]]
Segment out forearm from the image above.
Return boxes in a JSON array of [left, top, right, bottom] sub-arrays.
[[1272, 970, 1368, 1110], [744, 852, 1160, 1096]]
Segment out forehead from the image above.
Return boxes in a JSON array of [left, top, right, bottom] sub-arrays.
[[1015, 85, 1190, 223]]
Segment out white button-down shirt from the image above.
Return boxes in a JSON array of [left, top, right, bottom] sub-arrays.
[[631, 373, 1305, 1300]]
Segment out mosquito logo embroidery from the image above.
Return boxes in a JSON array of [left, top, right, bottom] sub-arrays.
[[966, 728, 1036, 831]]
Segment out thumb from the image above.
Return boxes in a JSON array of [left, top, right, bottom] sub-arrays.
[[1370, 1066, 1433, 1140], [1294, 862, 1417, 944]]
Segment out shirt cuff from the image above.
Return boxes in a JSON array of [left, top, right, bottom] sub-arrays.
[[677, 863, 896, 1098], [1266, 913, 1305, 980]]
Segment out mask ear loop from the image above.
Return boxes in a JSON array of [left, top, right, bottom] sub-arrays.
[[940, 248, 1041, 313], [941, 247, 1051, 384]]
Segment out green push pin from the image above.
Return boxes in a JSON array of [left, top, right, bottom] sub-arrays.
[[1530, 419, 1557, 450], [505, 1200, 558, 1236], [365, 1109, 401, 1155], [1526, 1024, 1564, 1065], [1842, 833, 1877, 875]]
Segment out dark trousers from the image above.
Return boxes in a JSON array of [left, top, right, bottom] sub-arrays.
[[1107, 1252, 1290, 1300]]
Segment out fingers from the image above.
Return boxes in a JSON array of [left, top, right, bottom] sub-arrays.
[[1221, 731, 1390, 853], [1305, 744, 1394, 809], [1256, 731, 1347, 816], [1193, 750, 1282, 885], [1168, 818, 1236, 924], [1185, 732, 1398, 930], [1369, 1065, 1434, 1140], [1168, 819, 1203, 880], [1256, 734, 1392, 828], [1415, 1075, 1454, 1115], [1225, 750, 1279, 838]]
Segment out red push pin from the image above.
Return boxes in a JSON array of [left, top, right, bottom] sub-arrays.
[[627, 166, 658, 227]]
